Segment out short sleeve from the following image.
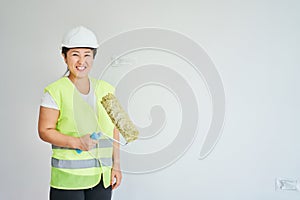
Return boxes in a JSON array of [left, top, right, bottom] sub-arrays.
[[40, 92, 59, 110]]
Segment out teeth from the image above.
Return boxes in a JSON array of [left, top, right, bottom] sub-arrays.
[[76, 66, 86, 71]]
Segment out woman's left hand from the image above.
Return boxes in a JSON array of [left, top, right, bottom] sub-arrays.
[[111, 167, 122, 190]]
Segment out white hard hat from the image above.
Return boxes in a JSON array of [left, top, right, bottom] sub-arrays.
[[61, 26, 99, 48]]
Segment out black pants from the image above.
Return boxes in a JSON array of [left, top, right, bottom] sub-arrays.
[[50, 180, 112, 200]]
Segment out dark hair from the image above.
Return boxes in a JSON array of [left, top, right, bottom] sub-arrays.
[[61, 47, 97, 76], [61, 47, 97, 58]]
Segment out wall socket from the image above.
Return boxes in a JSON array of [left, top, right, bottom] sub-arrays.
[[275, 178, 300, 191]]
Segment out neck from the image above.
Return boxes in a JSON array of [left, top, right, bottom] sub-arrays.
[[68, 75, 90, 95]]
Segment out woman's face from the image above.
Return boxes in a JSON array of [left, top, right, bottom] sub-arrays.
[[64, 48, 94, 79]]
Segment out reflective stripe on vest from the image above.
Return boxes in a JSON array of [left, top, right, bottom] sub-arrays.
[[52, 157, 113, 169]]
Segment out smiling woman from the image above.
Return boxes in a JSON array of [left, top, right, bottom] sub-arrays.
[[37, 26, 122, 200], [63, 48, 94, 93]]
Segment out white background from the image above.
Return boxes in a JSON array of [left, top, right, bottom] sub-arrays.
[[0, 0, 299, 199]]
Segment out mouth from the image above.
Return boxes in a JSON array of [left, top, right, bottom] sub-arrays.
[[76, 66, 87, 71]]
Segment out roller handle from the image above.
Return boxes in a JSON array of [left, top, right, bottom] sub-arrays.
[[76, 132, 101, 154]]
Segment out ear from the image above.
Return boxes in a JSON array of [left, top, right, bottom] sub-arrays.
[[62, 53, 67, 64]]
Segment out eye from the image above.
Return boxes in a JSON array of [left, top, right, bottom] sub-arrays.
[[85, 54, 91, 57], [71, 53, 79, 56]]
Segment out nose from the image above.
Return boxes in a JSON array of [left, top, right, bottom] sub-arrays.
[[78, 56, 85, 65]]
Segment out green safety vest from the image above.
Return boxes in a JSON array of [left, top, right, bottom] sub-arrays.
[[45, 77, 115, 189]]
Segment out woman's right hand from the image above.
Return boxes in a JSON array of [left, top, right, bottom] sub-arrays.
[[77, 134, 98, 151]]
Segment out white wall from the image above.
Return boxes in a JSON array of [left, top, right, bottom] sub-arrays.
[[0, 0, 300, 199]]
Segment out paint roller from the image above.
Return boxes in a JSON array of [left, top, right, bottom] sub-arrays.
[[76, 93, 139, 153], [101, 93, 139, 144]]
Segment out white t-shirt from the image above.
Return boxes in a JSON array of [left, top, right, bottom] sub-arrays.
[[40, 80, 96, 111]]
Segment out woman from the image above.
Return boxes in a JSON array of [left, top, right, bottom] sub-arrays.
[[38, 26, 122, 200]]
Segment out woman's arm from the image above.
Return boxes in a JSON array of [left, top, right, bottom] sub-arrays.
[[112, 127, 120, 168], [111, 127, 122, 189], [38, 106, 97, 150]]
